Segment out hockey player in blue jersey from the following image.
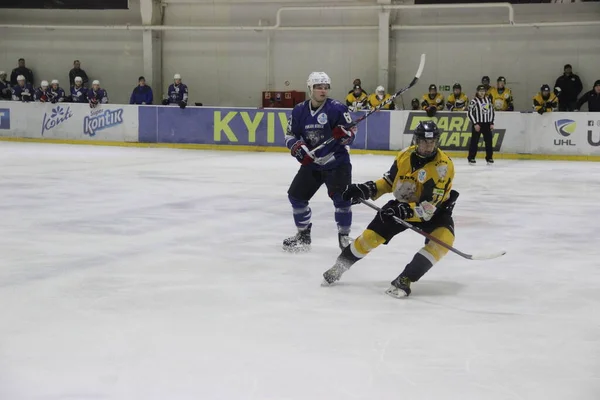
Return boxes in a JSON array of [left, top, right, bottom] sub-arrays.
[[282, 71, 358, 252], [70, 76, 87, 103], [48, 80, 66, 103], [12, 75, 34, 102], [164, 74, 188, 109], [0, 72, 11, 100], [34, 80, 51, 102], [88, 80, 108, 108]]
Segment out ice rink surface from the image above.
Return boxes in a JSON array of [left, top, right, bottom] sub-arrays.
[[0, 142, 599, 400]]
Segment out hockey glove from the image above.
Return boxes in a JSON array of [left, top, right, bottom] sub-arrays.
[[379, 199, 414, 223], [537, 107, 545, 115], [39, 94, 47, 103], [342, 181, 376, 204], [332, 125, 357, 146], [290, 140, 315, 165], [21, 92, 32, 102], [89, 98, 99, 108], [161, 99, 169, 106], [179, 100, 187, 109]]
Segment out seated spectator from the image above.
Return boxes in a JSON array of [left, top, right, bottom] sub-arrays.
[[88, 80, 108, 108], [10, 58, 34, 86], [489, 76, 514, 111], [555, 64, 582, 111], [12, 75, 34, 102], [533, 84, 558, 114], [421, 84, 444, 115], [0, 71, 11, 100], [70, 77, 87, 103], [48, 80, 66, 103], [69, 60, 89, 88], [367, 86, 395, 110], [130, 76, 153, 105], [446, 83, 468, 111], [34, 80, 51, 102], [348, 78, 368, 96], [163, 74, 188, 109], [575, 80, 600, 112], [410, 98, 420, 110], [345, 85, 368, 111]]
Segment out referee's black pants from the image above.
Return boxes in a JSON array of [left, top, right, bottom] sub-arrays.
[[468, 122, 493, 161]]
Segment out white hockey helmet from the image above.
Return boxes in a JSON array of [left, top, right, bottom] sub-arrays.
[[307, 72, 331, 95], [92, 80, 100, 86], [17, 75, 25, 82], [376, 85, 385, 94], [51, 79, 59, 85], [74, 76, 82, 83], [174, 73, 181, 80], [41, 80, 49, 88], [0, 71, 6, 77]]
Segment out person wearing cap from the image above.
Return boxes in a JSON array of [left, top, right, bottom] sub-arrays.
[[467, 84, 495, 165], [421, 84, 444, 116], [34, 80, 51, 102], [70, 76, 87, 103], [345, 84, 368, 111], [69, 60, 89, 88], [0, 71, 11, 100], [164, 73, 188, 108], [446, 83, 468, 111], [367, 85, 395, 111], [10, 58, 34, 86], [130, 76, 153, 105], [533, 84, 559, 115], [348, 78, 368, 96], [410, 98, 420, 110], [88, 80, 108, 108], [575, 80, 600, 112], [554, 64, 582, 111], [48, 79, 66, 103], [11, 75, 34, 102], [488, 76, 514, 111]]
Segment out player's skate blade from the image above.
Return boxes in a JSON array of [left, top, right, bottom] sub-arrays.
[[385, 286, 410, 298], [385, 276, 412, 298]]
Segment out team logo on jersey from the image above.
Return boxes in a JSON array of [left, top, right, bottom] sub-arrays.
[[554, 119, 576, 137], [417, 169, 427, 183], [317, 113, 328, 125], [436, 164, 448, 180]]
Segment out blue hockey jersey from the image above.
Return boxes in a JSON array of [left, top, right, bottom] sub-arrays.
[[12, 84, 34, 102], [168, 83, 188, 104], [285, 98, 354, 170], [48, 87, 66, 103], [70, 85, 87, 103], [88, 88, 108, 104], [34, 87, 51, 102]]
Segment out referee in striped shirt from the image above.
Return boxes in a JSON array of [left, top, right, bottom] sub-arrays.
[[467, 84, 495, 165]]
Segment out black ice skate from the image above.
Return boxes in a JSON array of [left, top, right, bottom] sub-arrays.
[[282, 223, 312, 253], [468, 159, 476, 166], [486, 158, 494, 165], [385, 275, 412, 298], [338, 233, 353, 250], [322, 246, 359, 286]]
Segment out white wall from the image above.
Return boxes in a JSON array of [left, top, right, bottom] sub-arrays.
[[1, 1, 599, 108]]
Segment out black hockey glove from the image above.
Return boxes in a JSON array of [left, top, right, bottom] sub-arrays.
[[537, 107, 545, 115], [179, 101, 187, 109], [379, 199, 414, 223], [161, 99, 169, 106], [441, 190, 459, 215], [342, 181, 376, 204]]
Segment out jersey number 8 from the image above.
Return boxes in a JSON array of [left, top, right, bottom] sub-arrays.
[[343, 112, 352, 125]]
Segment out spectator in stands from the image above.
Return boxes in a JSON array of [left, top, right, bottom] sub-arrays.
[[533, 84, 558, 114], [10, 58, 34, 86], [555, 64, 583, 111], [11, 75, 34, 102], [69, 60, 89, 88], [0, 72, 11, 100], [575, 80, 600, 112], [348, 78, 368, 96], [130, 76, 153, 105], [367, 85, 395, 110]]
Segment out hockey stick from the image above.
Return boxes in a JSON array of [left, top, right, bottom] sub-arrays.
[[310, 53, 427, 157], [359, 199, 506, 261]]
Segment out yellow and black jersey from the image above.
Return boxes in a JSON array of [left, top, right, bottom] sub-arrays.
[[345, 92, 369, 111], [421, 93, 444, 110], [533, 93, 558, 113], [372, 146, 454, 223], [446, 93, 469, 111], [367, 93, 395, 110], [489, 87, 514, 111]]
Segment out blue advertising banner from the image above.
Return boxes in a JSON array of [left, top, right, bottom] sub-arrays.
[[0, 109, 10, 130], [139, 106, 391, 150]]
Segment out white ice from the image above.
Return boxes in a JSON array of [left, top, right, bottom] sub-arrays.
[[0, 142, 599, 400]]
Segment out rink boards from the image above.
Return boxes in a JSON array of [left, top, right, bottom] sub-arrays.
[[1, 102, 599, 159]]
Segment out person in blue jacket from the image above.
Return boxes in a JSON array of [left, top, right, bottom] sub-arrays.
[[129, 76, 153, 105]]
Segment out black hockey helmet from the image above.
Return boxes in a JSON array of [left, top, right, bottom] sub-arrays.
[[497, 76, 506, 83], [428, 84, 437, 92], [594, 80, 600, 87], [476, 84, 486, 92], [541, 84, 551, 92], [411, 97, 420, 106], [413, 120, 441, 158], [453, 83, 461, 90], [481, 76, 490, 84]]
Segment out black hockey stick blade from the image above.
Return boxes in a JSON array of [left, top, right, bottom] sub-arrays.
[[310, 54, 426, 157], [359, 199, 506, 261]]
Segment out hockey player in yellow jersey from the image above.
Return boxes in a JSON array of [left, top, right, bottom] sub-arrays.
[[421, 84, 445, 112], [481, 76, 493, 99], [446, 83, 468, 111], [488, 76, 514, 111], [368, 86, 395, 110], [533, 84, 559, 114], [345, 85, 369, 111], [322, 121, 459, 298]]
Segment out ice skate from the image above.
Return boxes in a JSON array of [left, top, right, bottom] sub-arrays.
[[486, 158, 494, 165], [468, 159, 476, 166], [322, 246, 358, 286], [385, 275, 412, 298], [282, 223, 312, 253]]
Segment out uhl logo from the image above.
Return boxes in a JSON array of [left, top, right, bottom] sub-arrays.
[[554, 119, 576, 146]]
